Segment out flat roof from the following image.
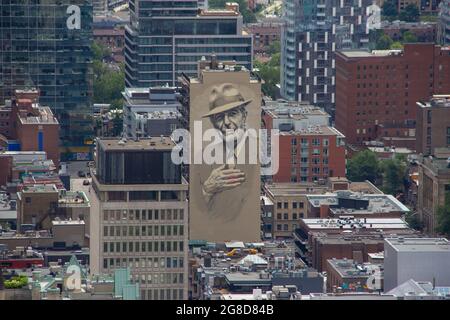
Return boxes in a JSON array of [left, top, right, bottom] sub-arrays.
[[52, 220, 85, 226], [301, 218, 409, 230], [98, 137, 175, 151], [307, 193, 410, 213], [385, 238, 450, 252], [264, 183, 329, 197], [339, 49, 403, 58]]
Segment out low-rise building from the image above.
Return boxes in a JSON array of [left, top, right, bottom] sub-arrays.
[[326, 258, 383, 292], [122, 87, 180, 140], [384, 237, 450, 292], [306, 191, 411, 219], [0, 90, 60, 167], [263, 100, 345, 183], [244, 21, 282, 54], [417, 148, 450, 234], [416, 95, 450, 156], [189, 241, 325, 300]]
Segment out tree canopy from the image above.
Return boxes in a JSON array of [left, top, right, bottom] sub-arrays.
[[399, 4, 420, 22], [380, 156, 407, 195], [92, 42, 125, 109], [346, 150, 381, 183], [208, 0, 257, 23], [376, 34, 394, 50], [382, 0, 398, 18]]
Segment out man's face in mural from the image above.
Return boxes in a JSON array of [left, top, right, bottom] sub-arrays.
[[210, 106, 247, 137]]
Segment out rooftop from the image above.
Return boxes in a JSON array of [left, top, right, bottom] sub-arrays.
[[98, 137, 175, 151], [307, 191, 410, 214], [18, 105, 59, 125], [52, 219, 85, 226], [417, 95, 450, 109], [279, 125, 344, 137], [385, 238, 450, 252], [264, 182, 329, 197], [301, 217, 410, 231], [134, 109, 180, 120], [327, 258, 383, 279], [21, 184, 58, 194], [339, 49, 403, 58]]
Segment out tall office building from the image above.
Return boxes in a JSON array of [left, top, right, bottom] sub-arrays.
[[90, 137, 189, 300], [438, 0, 450, 45], [125, 1, 252, 88], [0, 1, 94, 160], [280, 0, 373, 116]]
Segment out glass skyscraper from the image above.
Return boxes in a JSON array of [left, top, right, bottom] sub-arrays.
[[125, 0, 253, 88], [0, 1, 94, 160], [280, 0, 372, 117]]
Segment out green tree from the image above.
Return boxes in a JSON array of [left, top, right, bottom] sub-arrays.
[[380, 156, 406, 195], [254, 52, 280, 99], [382, 0, 398, 17], [391, 41, 403, 49], [436, 194, 450, 237], [92, 42, 111, 61], [208, 0, 256, 23], [376, 34, 394, 49], [347, 150, 381, 183], [402, 30, 418, 43], [405, 213, 424, 231], [399, 4, 420, 22], [268, 41, 281, 55]]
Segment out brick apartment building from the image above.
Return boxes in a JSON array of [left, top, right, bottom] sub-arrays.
[[294, 217, 419, 271], [244, 22, 282, 54], [263, 101, 346, 183], [0, 90, 60, 167], [416, 95, 450, 156], [335, 44, 450, 149]]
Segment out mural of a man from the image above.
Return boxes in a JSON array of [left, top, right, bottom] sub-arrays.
[[193, 83, 257, 222]]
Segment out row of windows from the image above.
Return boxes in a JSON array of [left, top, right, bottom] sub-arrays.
[[276, 202, 304, 209], [141, 288, 184, 300], [103, 225, 184, 237], [103, 256, 184, 269], [103, 209, 184, 222], [103, 241, 184, 254], [291, 138, 329, 146], [292, 157, 329, 165], [276, 212, 305, 220], [291, 167, 329, 175], [276, 224, 291, 232]]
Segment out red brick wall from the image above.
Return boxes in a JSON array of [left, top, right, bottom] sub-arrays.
[[336, 44, 450, 148]]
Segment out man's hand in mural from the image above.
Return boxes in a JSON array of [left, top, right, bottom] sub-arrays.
[[202, 164, 246, 202]]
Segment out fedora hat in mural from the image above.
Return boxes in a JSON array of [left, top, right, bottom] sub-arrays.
[[202, 83, 251, 118]]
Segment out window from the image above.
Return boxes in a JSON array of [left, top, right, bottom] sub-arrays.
[[284, 213, 288, 220], [283, 224, 288, 231]]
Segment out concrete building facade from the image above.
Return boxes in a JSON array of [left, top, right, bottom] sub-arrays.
[[384, 238, 450, 292], [90, 137, 189, 300]]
